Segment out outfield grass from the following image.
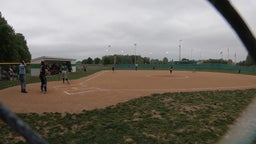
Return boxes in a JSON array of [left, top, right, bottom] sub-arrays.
[[0, 89, 256, 143]]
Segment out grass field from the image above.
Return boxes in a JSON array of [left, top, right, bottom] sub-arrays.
[[1, 89, 255, 143], [0, 70, 256, 143]]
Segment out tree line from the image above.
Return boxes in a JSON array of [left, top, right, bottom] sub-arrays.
[[80, 54, 256, 66], [80, 55, 157, 65], [0, 12, 31, 63]]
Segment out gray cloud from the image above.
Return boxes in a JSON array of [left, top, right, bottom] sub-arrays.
[[0, 0, 255, 61]]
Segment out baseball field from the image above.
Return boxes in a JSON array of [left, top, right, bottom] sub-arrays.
[[1, 70, 256, 113]]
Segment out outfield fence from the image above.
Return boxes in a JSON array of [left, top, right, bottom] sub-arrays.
[[1, 63, 256, 81], [114, 63, 256, 74]]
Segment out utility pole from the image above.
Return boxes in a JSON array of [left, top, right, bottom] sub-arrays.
[[179, 40, 182, 61], [134, 43, 137, 64], [228, 48, 230, 60]]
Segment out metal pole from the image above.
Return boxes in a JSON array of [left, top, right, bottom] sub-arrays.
[[134, 43, 137, 64], [208, 0, 256, 62], [0, 103, 48, 144], [235, 52, 237, 63], [179, 40, 182, 61], [228, 48, 230, 60], [190, 48, 193, 60], [108, 45, 115, 65]]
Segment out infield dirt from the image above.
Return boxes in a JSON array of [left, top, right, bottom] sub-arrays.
[[1, 70, 256, 113]]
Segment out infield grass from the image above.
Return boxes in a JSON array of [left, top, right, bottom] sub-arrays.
[[1, 89, 256, 144]]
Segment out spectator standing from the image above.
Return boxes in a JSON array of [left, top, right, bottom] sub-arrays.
[[9, 66, 14, 81], [83, 64, 87, 72], [19, 60, 27, 93]]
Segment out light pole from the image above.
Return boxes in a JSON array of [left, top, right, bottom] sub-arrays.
[[134, 43, 137, 65], [106, 45, 111, 55], [220, 51, 223, 59], [121, 50, 125, 64], [107, 45, 111, 55], [234, 52, 237, 63], [105, 45, 112, 65], [150, 52, 152, 64], [108, 45, 116, 65], [179, 40, 182, 61], [227, 48, 230, 60], [165, 51, 169, 63], [190, 48, 193, 60]]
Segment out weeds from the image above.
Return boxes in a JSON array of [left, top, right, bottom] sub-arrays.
[[1, 89, 255, 143]]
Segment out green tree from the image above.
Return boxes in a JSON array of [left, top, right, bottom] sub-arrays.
[[0, 13, 14, 62], [94, 57, 101, 64], [87, 57, 93, 64], [102, 56, 112, 65], [163, 57, 169, 64], [82, 59, 87, 64], [14, 33, 31, 62], [237, 54, 256, 66], [0, 12, 31, 62], [143, 57, 150, 64], [150, 59, 160, 65], [203, 59, 228, 64], [245, 54, 255, 65]]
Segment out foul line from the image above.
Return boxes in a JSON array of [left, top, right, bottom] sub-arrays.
[[79, 71, 108, 85], [53, 71, 108, 89], [64, 84, 256, 95], [105, 85, 256, 92]]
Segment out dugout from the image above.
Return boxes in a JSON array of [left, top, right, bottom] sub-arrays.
[[31, 56, 76, 76], [0, 62, 20, 80]]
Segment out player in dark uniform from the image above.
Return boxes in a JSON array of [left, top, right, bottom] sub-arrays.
[[39, 61, 48, 93], [112, 65, 115, 72], [169, 65, 174, 75]]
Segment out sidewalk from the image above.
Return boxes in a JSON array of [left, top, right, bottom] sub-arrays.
[[218, 98, 256, 144]]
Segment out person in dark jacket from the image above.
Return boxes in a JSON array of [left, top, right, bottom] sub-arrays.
[[39, 61, 48, 93], [169, 65, 174, 75]]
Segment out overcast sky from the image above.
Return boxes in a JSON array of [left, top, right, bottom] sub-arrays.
[[0, 0, 255, 62]]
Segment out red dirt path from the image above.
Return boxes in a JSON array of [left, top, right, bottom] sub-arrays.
[[1, 70, 256, 113]]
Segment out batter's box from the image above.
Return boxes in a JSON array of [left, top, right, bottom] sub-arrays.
[[64, 87, 106, 95]]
